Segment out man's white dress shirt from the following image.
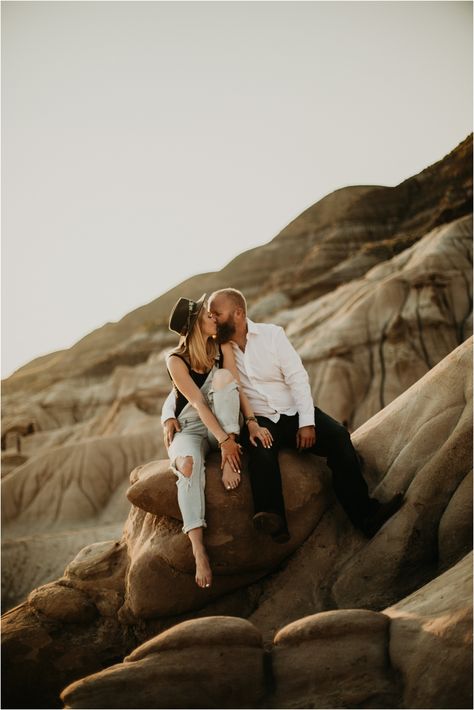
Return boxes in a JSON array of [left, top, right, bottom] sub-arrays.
[[161, 318, 315, 427]]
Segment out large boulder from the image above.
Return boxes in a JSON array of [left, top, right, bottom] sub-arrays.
[[61, 616, 266, 709], [268, 552, 472, 708], [331, 336, 473, 610], [1, 521, 125, 612], [1, 596, 131, 710], [271, 609, 398, 709], [59, 556, 472, 709], [1, 539, 132, 709], [385, 551, 473, 709], [120, 450, 331, 618]]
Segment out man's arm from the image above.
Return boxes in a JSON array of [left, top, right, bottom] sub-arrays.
[[161, 389, 182, 448], [274, 326, 315, 428], [161, 389, 177, 424]]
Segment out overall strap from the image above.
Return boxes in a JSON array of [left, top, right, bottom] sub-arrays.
[[200, 366, 216, 393], [172, 357, 216, 417]]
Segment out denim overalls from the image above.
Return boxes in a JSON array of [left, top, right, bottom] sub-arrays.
[[167, 364, 240, 533]]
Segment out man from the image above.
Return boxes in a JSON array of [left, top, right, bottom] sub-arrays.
[[162, 287, 403, 542]]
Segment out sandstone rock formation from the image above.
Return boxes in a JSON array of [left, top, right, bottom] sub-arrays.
[[330, 334, 472, 609], [2, 337, 471, 709], [247, 337, 472, 642], [2, 521, 123, 614], [2, 136, 472, 613], [271, 609, 397, 709], [121, 451, 329, 619], [2, 135, 472, 709], [1, 355, 171, 608], [268, 551, 472, 710], [284, 213, 472, 429], [58, 554, 472, 709], [61, 617, 266, 709], [385, 552, 472, 709], [1, 425, 162, 609], [3, 135, 471, 398]]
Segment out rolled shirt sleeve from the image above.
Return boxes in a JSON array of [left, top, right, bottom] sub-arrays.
[[161, 389, 177, 424], [274, 326, 315, 428]]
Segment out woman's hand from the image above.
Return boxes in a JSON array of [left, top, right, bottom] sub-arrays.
[[163, 418, 181, 448], [248, 420, 273, 449], [220, 436, 242, 473]]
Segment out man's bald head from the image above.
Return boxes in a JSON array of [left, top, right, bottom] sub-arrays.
[[209, 288, 247, 314]]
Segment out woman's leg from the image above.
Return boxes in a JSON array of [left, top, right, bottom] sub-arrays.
[[168, 429, 212, 587], [209, 369, 241, 490], [187, 525, 212, 588]]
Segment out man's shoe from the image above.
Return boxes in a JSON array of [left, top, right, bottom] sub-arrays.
[[271, 529, 291, 544], [359, 492, 404, 538], [253, 512, 285, 535]]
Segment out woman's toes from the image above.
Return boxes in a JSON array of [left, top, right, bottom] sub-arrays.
[[222, 469, 241, 490], [197, 572, 212, 588], [195, 551, 212, 588]]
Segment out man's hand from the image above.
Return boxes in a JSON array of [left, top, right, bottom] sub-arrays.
[[296, 425, 316, 451], [163, 418, 181, 448]]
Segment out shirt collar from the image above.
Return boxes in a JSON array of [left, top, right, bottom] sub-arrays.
[[230, 318, 258, 348], [246, 318, 259, 335]]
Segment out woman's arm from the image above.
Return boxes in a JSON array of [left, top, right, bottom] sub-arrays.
[[221, 344, 273, 449], [167, 355, 241, 469]]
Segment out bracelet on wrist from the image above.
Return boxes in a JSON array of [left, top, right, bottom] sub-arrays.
[[218, 435, 230, 448], [245, 416, 258, 425]]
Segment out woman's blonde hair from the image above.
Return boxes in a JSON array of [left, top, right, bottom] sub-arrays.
[[173, 308, 217, 371]]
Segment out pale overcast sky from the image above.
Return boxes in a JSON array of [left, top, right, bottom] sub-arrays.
[[2, 0, 472, 378]]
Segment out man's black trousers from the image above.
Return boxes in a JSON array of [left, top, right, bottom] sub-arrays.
[[240, 407, 375, 531]]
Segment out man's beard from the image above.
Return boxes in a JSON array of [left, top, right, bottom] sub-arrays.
[[216, 318, 236, 344]]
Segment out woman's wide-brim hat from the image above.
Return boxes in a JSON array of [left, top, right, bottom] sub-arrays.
[[168, 293, 207, 339]]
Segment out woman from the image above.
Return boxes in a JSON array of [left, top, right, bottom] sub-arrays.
[[164, 293, 272, 589]]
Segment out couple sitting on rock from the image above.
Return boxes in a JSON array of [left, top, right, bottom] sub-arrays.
[[161, 288, 403, 589]]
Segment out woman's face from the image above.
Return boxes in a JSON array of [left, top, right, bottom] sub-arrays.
[[199, 308, 217, 338]]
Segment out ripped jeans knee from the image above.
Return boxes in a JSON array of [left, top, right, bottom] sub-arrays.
[[176, 455, 193, 478], [168, 444, 207, 534]]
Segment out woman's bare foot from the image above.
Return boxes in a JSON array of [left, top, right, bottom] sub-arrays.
[[222, 461, 241, 491], [194, 547, 212, 588], [188, 528, 212, 588]]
